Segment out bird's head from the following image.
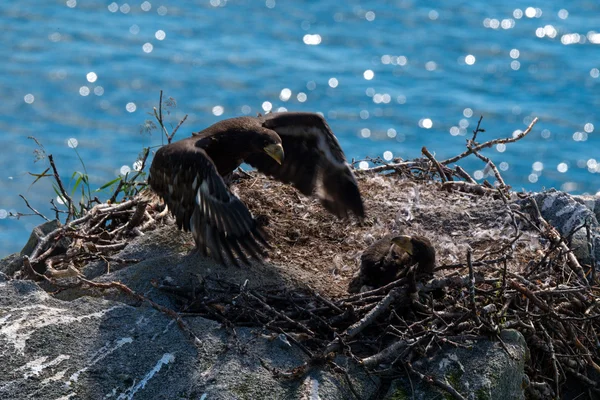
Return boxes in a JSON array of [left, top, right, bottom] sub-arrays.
[[256, 130, 284, 165]]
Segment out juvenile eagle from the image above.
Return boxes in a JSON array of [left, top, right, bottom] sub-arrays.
[[348, 235, 435, 293], [148, 112, 364, 265]]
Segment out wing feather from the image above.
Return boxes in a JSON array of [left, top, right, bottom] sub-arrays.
[[245, 112, 365, 218], [149, 139, 267, 265]]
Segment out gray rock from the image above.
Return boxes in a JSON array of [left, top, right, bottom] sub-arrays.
[[531, 190, 600, 268], [0, 225, 379, 400], [385, 330, 528, 400], [20, 219, 68, 257]]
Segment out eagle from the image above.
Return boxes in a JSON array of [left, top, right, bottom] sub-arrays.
[[148, 111, 364, 265], [348, 235, 436, 293]]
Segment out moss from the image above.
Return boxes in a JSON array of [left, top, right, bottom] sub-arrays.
[[475, 387, 491, 400], [443, 369, 464, 400], [386, 387, 409, 400]]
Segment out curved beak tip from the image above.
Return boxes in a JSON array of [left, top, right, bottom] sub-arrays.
[[264, 144, 284, 165]]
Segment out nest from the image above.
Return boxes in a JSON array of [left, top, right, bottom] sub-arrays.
[[12, 114, 600, 399]]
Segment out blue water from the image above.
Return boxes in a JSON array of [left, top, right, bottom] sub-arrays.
[[1, 0, 599, 258]]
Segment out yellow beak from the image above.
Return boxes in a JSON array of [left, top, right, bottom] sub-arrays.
[[264, 143, 285, 165], [391, 235, 413, 255]]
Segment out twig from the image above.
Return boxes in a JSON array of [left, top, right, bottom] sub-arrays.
[[19, 194, 49, 221], [441, 117, 538, 165], [405, 361, 467, 400], [422, 146, 449, 182]]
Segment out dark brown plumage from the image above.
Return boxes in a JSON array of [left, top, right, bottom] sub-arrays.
[[348, 234, 436, 293], [148, 112, 364, 266]]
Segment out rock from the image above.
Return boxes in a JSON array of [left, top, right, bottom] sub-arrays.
[[531, 190, 600, 268], [19, 219, 68, 257], [0, 277, 376, 399], [385, 330, 528, 400]]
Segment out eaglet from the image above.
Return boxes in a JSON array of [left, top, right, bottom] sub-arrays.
[[348, 234, 435, 293], [148, 111, 364, 266]]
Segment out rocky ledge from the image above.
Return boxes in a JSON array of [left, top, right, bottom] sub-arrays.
[[1, 172, 599, 399]]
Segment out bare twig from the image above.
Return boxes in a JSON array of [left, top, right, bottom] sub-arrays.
[[441, 117, 538, 165]]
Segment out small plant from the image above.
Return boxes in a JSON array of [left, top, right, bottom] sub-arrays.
[[15, 90, 187, 224]]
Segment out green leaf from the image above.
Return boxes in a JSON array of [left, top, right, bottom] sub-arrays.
[[97, 176, 122, 191]]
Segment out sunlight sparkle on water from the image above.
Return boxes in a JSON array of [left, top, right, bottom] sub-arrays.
[[141, 1, 151, 11], [0, 210, 7, 219], [120, 3, 131, 14], [463, 108, 473, 118], [126, 102, 136, 112], [108, 2, 118, 12], [419, 118, 433, 129], [297, 93, 307, 102], [143, 43, 153, 53], [279, 88, 291, 101], [24, 94, 34, 104], [532, 161, 543, 172], [363, 70, 374, 80], [79, 86, 90, 96], [558, 9, 568, 19], [67, 138, 78, 148], [262, 102, 272, 112], [212, 105, 224, 116], [328, 78, 338, 88], [358, 161, 369, 170], [557, 163, 568, 173], [303, 34, 321, 45], [383, 151, 393, 161], [465, 55, 476, 65], [86, 72, 97, 83], [155, 30, 166, 40], [425, 61, 437, 71], [157, 6, 167, 15], [591, 69, 600, 78], [496, 144, 506, 153], [360, 128, 371, 138], [66, 0, 77, 8], [130, 25, 140, 34], [120, 165, 131, 175]]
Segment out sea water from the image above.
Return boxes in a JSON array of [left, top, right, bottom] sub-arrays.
[[1, 0, 599, 257]]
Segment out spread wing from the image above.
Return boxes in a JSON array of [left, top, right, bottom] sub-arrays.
[[245, 112, 365, 219], [148, 139, 268, 265]]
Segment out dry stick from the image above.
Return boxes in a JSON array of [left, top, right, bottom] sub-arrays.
[[586, 223, 596, 284], [168, 114, 188, 143], [441, 117, 539, 165], [466, 250, 481, 325], [48, 154, 75, 222], [245, 291, 315, 336], [508, 280, 551, 313], [19, 194, 50, 221], [405, 362, 467, 400], [422, 146, 449, 182], [466, 143, 507, 190], [538, 323, 561, 397], [529, 198, 589, 286], [470, 115, 485, 142], [441, 181, 498, 197], [454, 166, 477, 184], [356, 160, 427, 175], [326, 288, 403, 354]]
